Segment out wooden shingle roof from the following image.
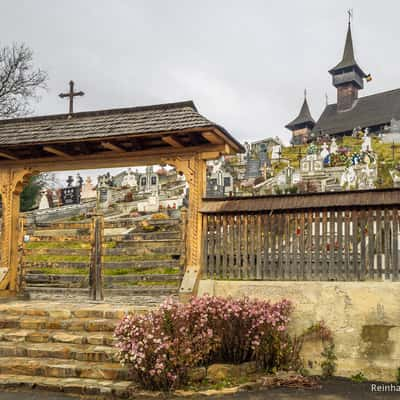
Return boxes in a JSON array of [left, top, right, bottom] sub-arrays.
[[201, 188, 400, 213], [0, 101, 223, 146], [313, 89, 400, 136], [285, 98, 315, 130]]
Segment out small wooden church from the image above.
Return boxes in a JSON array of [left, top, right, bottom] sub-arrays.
[[286, 20, 400, 145]]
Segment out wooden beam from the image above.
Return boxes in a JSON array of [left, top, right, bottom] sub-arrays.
[[101, 141, 126, 153], [0, 151, 18, 161], [43, 146, 72, 159], [201, 131, 224, 145], [162, 135, 184, 148], [0, 143, 226, 172]]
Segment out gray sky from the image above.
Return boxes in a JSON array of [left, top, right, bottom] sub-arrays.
[[2, 0, 399, 182]]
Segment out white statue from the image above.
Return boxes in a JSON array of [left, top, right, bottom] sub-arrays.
[[361, 129, 372, 152], [330, 137, 338, 154], [212, 157, 224, 174], [38, 190, 50, 210], [340, 166, 357, 189], [320, 142, 330, 160], [122, 168, 138, 188]]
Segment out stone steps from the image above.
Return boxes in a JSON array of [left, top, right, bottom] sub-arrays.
[[0, 341, 117, 362], [0, 373, 133, 397], [0, 301, 153, 396], [0, 328, 114, 345], [0, 314, 119, 332], [0, 357, 131, 380]]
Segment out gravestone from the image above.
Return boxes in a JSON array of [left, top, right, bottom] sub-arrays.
[[60, 186, 81, 206], [361, 129, 372, 152], [81, 177, 96, 199], [271, 145, 282, 161], [330, 137, 338, 154], [38, 190, 50, 210], [121, 168, 138, 188]]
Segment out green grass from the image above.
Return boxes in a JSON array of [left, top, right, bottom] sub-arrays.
[[112, 280, 179, 287], [104, 266, 180, 276], [25, 254, 174, 263], [103, 254, 173, 262], [27, 267, 88, 275], [25, 255, 89, 263], [25, 241, 91, 250]]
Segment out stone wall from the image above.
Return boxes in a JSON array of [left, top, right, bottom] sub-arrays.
[[198, 280, 400, 382]]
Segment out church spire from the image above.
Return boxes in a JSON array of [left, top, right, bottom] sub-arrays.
[[329, 17, 368, 111], [285, 92, 315, 145], [329, 21, 365, 75], [285, 95, 315, 131]]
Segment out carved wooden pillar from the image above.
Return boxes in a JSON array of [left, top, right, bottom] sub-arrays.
[[164, 155, 206, 297], [0, 168, 33, 294]]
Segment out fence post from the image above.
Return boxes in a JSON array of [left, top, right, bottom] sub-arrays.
[[89, 214, 104, 301]]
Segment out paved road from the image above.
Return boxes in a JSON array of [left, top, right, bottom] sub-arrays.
[[1, 380, 400, 399], [0, 391, 76, 400]]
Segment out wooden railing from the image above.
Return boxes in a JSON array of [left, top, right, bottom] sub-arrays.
[[201, 190, 400, 281]]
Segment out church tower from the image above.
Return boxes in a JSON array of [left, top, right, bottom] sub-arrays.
[[285, 94, 315, 145], [329, 21, 367, 112]]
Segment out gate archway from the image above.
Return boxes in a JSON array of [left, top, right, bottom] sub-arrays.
[[0, 101, 243, 298]]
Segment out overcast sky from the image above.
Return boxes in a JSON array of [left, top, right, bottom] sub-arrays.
[[2, 0, 399, 182]]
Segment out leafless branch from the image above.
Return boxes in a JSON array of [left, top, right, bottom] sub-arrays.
[[0, 43, 48, 118]]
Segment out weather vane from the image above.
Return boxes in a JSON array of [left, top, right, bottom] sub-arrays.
[[59, 80, 84, 114]]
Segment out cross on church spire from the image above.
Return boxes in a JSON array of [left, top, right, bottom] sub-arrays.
[[347, 8, 353, 25], [59, 80, 84, 114]]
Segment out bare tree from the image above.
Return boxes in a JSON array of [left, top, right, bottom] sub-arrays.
[[0, 43, 48, 118]]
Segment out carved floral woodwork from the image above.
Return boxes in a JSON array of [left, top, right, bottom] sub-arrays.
[[0, 168, 33, 292]]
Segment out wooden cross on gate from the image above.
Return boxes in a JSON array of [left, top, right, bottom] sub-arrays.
[[59, 80, 84, 114]]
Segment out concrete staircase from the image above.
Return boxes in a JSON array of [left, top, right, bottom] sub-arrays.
[[244, 159, 261, 179], [0, 301, 150, 396]]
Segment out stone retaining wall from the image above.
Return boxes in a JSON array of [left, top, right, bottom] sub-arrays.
[[198, 280, 400, 382]]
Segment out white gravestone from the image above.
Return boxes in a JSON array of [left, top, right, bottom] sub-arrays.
[[81, 177, 97, 199], [361, 130, 372, 152], [271, 145, 282, 161], [38, 190, 50, 210], [320, 142, 330, 160], [330, 137, 338, 154], [122, 168, 138, 188]]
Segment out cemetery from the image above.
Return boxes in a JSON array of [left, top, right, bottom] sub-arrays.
[[0, 101, 399, 395], [2, 10, 400, 398]]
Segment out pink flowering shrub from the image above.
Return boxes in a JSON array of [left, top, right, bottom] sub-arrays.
[[114, 295, 294, 390]]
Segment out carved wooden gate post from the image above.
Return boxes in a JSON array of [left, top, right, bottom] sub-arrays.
[[0, 168, 33, 295], [164, 155, 206, 299]]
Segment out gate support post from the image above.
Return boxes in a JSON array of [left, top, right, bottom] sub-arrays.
[[89, 214, 104, 301], [0, 168, 33, 296], [164, 155, 207, 299]]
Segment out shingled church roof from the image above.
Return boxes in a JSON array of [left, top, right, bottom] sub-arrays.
[[313, 88, 400, 136], [285, 98, 315, 130], [329, 23, 366, 77]]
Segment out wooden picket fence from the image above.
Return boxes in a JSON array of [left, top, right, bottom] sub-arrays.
[[201, 190, 400, 281]]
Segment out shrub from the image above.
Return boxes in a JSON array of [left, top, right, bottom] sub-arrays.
[[115, 296, 294, 390]]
